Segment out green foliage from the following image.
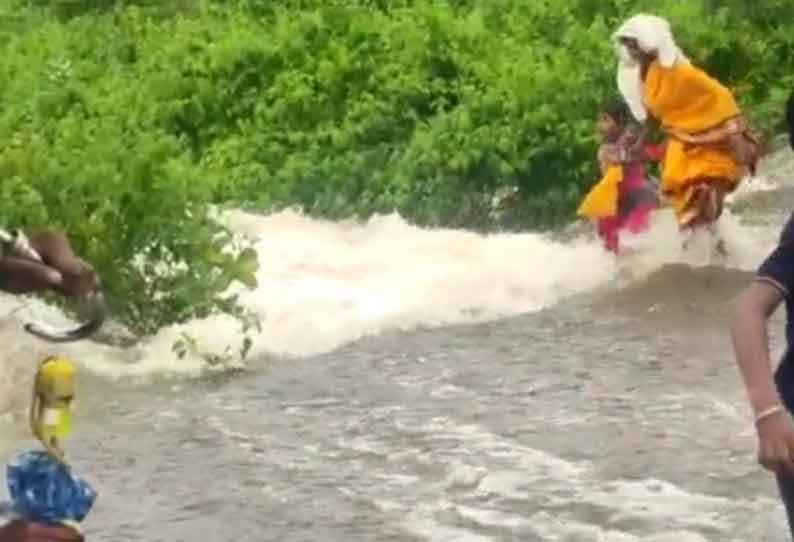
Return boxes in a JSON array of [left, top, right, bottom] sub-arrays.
[[195, 0, 794, 228], [0, 0, 261, 336], [0, 0, 791, 336]]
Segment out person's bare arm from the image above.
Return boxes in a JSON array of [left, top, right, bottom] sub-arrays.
[[731, 280, 786, 414], [731, 278, 794, 475], [0, 230, 97, 298]]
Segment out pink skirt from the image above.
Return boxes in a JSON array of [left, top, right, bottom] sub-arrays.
[[596, 201, 656, 254]]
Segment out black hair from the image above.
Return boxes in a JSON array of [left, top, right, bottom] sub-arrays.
[[786, 91, 794, 150], [601, 98, 633, 128]]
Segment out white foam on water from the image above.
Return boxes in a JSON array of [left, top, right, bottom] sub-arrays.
[[0, 168, 785, 414], [527, 512, 711, 542], [0, 206, 614, 390], [391, 417, 784, 541], [190, 374, 790, 542], [616, 206, 776, 280], [204, 198, 777, 363], [401, 504, 497, 542], [726, 174, 778, 201], [221, 209, 617, 357]]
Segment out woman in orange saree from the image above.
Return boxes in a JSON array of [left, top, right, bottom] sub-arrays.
[[612, 15, 760, 253]]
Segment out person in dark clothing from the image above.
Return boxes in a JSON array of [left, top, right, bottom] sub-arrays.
[[731, 90, 794, 538]]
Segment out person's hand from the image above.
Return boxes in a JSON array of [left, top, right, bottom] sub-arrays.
[[57, 260, 98, 299], [0, 520, 82, 542], [21, 230, 99, 299], [668, 129, 698, 144], [757, 407, 794, 476]]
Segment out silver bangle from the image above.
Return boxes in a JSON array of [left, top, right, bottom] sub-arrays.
[[755, 405, 784, 425]]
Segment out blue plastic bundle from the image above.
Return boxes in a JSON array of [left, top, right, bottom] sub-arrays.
[[6, 451, 96, 525]]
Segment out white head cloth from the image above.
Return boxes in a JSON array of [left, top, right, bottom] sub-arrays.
[[612, 14, 688, 122]]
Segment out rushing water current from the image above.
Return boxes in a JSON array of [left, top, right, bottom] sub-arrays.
[[2, 148, 794, 541]]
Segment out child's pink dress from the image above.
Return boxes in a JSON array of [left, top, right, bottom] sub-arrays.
[[595, 133, 660, 254]]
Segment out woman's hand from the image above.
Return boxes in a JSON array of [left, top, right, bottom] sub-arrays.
[[56, 261, 98, 299]]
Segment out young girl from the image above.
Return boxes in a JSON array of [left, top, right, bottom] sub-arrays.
[[578, 99, 660, 254]]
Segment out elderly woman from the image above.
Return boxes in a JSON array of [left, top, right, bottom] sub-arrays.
[[613, 14, 760, 250]]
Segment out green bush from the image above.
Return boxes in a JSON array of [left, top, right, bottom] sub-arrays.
[[1, 0, 791, 334], [0, 2, 259, 335]]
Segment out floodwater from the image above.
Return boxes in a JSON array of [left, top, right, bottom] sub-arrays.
[[2, 148, 794, 541]]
